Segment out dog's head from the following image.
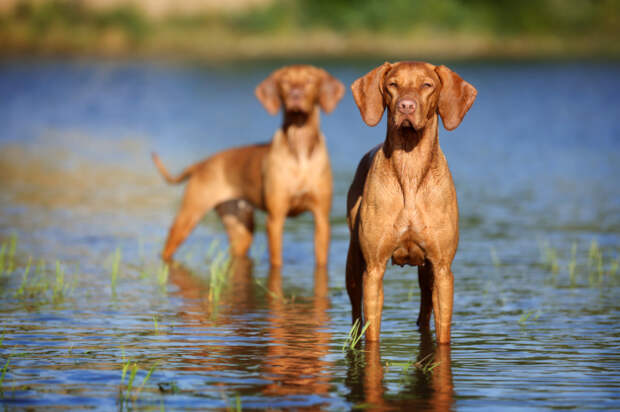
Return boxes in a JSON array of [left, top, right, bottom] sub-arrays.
[[351, 61, 476, 132], [255, 65, 345, 116]]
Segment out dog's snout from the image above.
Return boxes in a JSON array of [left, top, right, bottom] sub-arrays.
[[289, 88, 304, 100], [397, 98, 416, 114]]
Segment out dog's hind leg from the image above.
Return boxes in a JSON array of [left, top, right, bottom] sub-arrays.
[[216, 199, 255, 257], [161, 181, 219, 262], [416, 260, 434, 331], [346, 237, 364, 326]]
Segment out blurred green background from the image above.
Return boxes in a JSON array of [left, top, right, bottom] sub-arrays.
[[1, 0, 618, 60]]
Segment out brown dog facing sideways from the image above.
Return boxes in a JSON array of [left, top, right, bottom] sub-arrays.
[[346, 61, 477, 344], [153, 65, 345, 266]]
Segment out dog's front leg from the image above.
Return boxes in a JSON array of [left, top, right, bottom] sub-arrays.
[[363, 265, 386, 342], [266, 212, 286, 267], [311, 204, 330, 267], [431, 264, 454, 344]]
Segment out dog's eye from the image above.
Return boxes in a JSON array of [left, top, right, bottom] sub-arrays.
[[423, 82, 433, 88], [388, 81, 398, 88]]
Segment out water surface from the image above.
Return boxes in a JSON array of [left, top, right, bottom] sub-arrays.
[[0, 59, 619, 410]]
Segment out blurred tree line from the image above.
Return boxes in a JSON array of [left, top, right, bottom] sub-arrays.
[[2, 0, 149, 38], [238, 0, 619, 35], [3, 0, 618, 36], [0, 0, 617, 58]]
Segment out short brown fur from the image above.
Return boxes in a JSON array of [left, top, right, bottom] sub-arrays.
[[154, 65, 345, 266], [346, 61, 476, 344]]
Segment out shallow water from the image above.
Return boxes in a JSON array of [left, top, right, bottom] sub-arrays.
[[0, 59, 619, 410]]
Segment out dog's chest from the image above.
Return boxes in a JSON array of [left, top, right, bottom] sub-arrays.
[[281, 140, 322, 192], [286, 155, 319, 212], [292, 154, 316, 188], [266, 129, 327, 213], [390, 207, 427, 266]]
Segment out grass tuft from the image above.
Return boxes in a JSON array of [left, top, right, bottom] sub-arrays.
[[540, 240, 559, 274], [490, 246, 502, 267], [568, 242, 577, 286], [0, 242, 6, 275], [0, 357, 9, 387], [205, 238, 220, 261], [225, 393, 242, 412], [120, 359, 158, 401], [537, 238, 618, 288], [157, 263, 169, 293], [518, 309, 540, 325], [255, 279, 287, 303], [0, 234, 18, 275], [134, 362, 158, 400], [416, 353, 441, 374], [6, 233, 17, 274], [14, 256, 32, 298], [121, 360, 131, 383], [52, 260, 65, 303], [207, 250, 231, 318], [152, 315, 159, 334], [126, 362, 139, 393], [343, 319, 371, 351], [586, 239, 613, 286], [110, 247, 121, 296], [385, 352, 440, 375]]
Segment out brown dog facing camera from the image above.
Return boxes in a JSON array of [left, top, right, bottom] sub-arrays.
[[153, 65, 345, 266], [346, 61, 477, 344]]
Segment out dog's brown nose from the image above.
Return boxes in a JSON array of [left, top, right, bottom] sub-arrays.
[[397, 98, 416, 114], [289, 88, 304, 100]]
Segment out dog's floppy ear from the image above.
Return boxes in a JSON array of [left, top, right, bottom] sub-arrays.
[[351, 62, 392, 127], [435, 65, 477, 131], [318, 69, 345, 114], [255, 70, 281, 115]]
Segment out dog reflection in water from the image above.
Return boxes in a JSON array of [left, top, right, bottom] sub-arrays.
[[345, 333, 453, 410], [261, 265, 332, 398], [165, 258, 259, 374], [167, 260, 333, 400]]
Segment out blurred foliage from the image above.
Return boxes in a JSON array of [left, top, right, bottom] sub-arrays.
[[230, 0, 619, 35], [4, 0, 618, 36], [0, 0, 617, 58], [10, 0, 148, 39]]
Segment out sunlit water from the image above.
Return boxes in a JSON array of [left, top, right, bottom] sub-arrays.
[[0, 59, 619, 410]]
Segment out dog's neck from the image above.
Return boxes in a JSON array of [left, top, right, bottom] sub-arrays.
[[281, 106, 321, 159], [383, 115, 439, 198]]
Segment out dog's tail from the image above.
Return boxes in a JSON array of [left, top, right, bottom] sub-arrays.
[[151, 152, 195, 184]]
